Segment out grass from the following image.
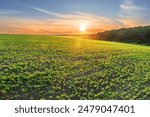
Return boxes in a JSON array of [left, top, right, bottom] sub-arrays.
[[0, 34, 150, 100]]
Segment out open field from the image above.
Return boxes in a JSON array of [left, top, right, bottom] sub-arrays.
[[0, 34, 150, 100]]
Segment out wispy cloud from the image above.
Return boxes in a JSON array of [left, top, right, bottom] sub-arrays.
[[118, 0, 149, 27], [31, 7, 68, 18], [0, 7, 124, 35], [119, 0, 147, 19], [32, 7, 123, 30], [2, 4, 149, 35], [32, 7, 116, 24], [0, 9, 22, 14]]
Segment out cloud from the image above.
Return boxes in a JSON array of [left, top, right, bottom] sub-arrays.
[[31, 7, 123, 30], [119, 0, 147, 19], [0, 9, 22, 14], [0, 6, 124, 35], [31, 7, 68, 18], [0, 17, 79, 34], [118, 0, 149, 27], [120, 0, 145, 10]]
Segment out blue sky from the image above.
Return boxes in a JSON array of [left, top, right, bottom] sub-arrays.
[[0, 0, 150, 34]]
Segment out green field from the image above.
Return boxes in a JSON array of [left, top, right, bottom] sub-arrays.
[[0, 34, 150, 100]]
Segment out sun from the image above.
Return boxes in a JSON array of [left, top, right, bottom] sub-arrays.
[[79, 24, 87, 32]]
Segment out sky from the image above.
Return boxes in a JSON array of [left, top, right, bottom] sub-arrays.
[[0, 0, 150, 35]]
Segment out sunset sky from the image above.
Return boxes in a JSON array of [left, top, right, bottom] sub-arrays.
[[0, 0, 150, 35]]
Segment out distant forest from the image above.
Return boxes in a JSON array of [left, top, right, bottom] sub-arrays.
[[92, 26, 150, 45]]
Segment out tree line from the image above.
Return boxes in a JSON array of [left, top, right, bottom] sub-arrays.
[[92, 26, 150, 45]]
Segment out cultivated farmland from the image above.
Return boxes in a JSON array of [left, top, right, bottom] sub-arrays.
[[0, 34, 150, 99]]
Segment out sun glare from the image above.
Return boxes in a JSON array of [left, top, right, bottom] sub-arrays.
[[79, 24, 87, 32]]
